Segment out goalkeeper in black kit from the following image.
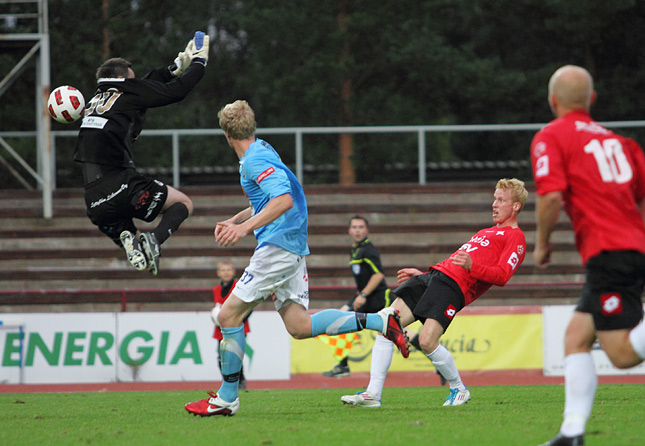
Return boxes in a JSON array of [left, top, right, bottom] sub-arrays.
[[74, 31, 209, 276]]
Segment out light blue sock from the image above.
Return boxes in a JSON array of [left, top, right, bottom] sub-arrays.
[[217, 325, 245, 402], [310, 309, 384, 336]]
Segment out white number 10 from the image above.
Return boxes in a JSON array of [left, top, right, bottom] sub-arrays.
[[584, 138, 632, 184]]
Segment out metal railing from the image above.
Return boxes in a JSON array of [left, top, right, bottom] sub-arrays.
[[2, 121, 645, 213], [51, 123, 546, 188]]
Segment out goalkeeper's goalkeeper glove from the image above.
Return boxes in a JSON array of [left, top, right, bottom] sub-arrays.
[[170, 51, 191, 76], [169, 37, 195, 76], [188, 31, 209, 66]]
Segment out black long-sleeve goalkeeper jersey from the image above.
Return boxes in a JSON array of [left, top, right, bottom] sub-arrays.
[[74, 61, 205, 168]]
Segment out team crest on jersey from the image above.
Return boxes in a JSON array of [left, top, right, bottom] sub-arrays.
[[517, 245, 524, 255], [533, 142, 547, 157], [601, 292, 623, 316], [257, 167, 275, 183], [352, 264, 361, 275]]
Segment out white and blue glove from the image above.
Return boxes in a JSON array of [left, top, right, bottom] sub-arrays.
[[170, 37, 194, 76], [170, 51, 191, 76], [187, 31, 209, 66], [170, 31, 209, 75]]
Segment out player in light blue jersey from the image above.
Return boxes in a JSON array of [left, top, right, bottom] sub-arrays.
[[185, 100, 409, 417], [239, 138, 309, 256]]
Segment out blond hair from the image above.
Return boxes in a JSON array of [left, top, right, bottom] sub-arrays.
[[496, 178, 528, 211], [217, 100, 257, 140], [217, 258, 234, 270]]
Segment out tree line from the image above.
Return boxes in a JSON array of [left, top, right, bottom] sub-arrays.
[[1, 0, 644, 187]]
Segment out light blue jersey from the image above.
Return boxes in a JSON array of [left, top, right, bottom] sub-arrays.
[[239, 138, 309, 256]]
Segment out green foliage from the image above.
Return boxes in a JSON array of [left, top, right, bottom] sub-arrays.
[[2, 0, 645, 185], [1, 385, 643, 445]]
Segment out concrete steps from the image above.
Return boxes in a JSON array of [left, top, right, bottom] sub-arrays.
[[0, 181, 582, 311]]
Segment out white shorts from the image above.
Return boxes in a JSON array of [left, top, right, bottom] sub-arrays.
[[232, 244, 310, 311]]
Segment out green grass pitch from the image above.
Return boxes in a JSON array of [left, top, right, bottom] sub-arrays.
[[1, 384, 643, 445]]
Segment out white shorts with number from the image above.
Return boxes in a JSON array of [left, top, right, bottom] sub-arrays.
[[233, 244, 310, 311]]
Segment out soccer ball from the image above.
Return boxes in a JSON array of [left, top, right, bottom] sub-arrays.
[[47, 86, 85, 124]]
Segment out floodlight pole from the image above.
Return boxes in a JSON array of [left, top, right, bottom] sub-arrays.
[[0, 0, 53, 218]]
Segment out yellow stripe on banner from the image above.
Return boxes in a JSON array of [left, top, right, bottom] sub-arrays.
[[294, 314, 543, 373]]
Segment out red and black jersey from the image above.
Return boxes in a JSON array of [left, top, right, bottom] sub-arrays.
[[74, 61, 205, 168], [531, 110, 645, 264], [432, 225, 526, 305]]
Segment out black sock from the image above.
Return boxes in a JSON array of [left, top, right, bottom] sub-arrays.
[[339, 356, 349, 367], [152, 203, 189, 244], [410, 333, 421, 351]]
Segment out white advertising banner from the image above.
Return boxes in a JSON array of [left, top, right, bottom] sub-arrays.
[[0, 311, 290, 384], [543, 305, 645, 376]]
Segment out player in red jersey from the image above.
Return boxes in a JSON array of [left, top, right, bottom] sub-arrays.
[[341, 178, 527, 408], [532, 65, 645, 446]]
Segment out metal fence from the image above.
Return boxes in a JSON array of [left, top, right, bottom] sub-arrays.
[[2, 121, 645, 216]]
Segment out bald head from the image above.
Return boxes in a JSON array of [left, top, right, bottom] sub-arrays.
[[548, 65, 595, 116]]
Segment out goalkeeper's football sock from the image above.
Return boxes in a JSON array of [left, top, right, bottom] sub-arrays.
[[629, 319, 645, 360], [366, 334, 394, 401], [427, 344, 466, 391], [217, 325, 246, 403], [310, 310, 383, 336], [560, 353, 596, 437], [153, 202, 189, 244]]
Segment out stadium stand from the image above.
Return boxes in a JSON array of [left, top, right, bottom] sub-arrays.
[[0, 181, 583, 312]]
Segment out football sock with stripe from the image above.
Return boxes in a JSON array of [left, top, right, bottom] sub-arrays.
[[217, 325, 245, 403], [310, 310, 382, 336]]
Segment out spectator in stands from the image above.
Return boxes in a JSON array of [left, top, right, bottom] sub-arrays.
[[322, 215, 391, 378], [532, 65, 645, 446], [74, 32, 209, 276], [184, 100, 408, 417], [210, 259, 250, 390], [340, 178, 527, 408]]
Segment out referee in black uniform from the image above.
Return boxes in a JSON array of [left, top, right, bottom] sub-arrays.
[[74, 32, 209, 276], [323, 215, 391, 377]]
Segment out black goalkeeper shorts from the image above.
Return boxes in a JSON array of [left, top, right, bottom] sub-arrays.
[[84, 168, 168, 245]]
